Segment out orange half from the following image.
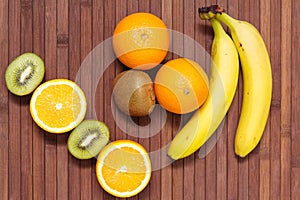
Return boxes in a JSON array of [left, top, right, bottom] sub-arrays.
[[30, 79, 87, 133], [96, 140, 152, 198]]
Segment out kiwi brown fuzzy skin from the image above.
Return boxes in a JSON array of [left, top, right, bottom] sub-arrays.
[[67, 120, 110, 160], [5, 52, 45, 96], [112, 70, 156, 117]]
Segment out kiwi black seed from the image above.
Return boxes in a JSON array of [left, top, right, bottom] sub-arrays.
[[5, 52, 45, 96], [67, 120, 110, 160]]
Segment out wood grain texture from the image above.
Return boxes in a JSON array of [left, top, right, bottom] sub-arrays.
[[68, 1, 81, 200], [32, 0, 45, 200], [0, 1, 8, 200], [0, 0, 299, 199], [44, 1, 57, 200], [281, 0, 292, 199], [8, 0, 21, 199], [292, 0, 300, 199]]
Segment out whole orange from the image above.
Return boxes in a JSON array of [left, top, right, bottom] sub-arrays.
[[154, 58, 209, 114], [112, 12, 169, 70]]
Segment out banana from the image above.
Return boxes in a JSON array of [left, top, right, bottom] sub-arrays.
[[199, 5, 273, 157], [167, 18, 239, 160]]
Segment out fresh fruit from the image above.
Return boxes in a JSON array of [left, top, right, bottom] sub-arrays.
[[167, 18, 239, 159], [67, 120, 110, 159], [96, 140, 151, 198], [30, 79, 87, 134], [154, 58, 209, 114], [112, 12, 169, 70], [113, 70, 155, 117], [5, 52, 45, 96], [199, 5, 272, 157]]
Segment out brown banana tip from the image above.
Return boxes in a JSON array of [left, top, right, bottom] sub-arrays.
[[198, 5, 225, 14]]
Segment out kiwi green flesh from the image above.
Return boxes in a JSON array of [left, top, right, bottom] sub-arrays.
[[67, 120, 110, 160], [5, 53, 45, 96]]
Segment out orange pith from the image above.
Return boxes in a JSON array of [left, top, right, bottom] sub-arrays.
[[113, 12, 169, 70], [96, 140, 151, 198], [154, 58, 209, 114]]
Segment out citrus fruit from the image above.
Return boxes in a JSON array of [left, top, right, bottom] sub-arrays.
[[96, 140, 152, 198], [112, 12, 169, 70], [154, 58, 209, 114], [30, 79, 87, 133]]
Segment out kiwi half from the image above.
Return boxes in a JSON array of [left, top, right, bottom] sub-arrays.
[[5, 52, 45, 96], [67, 120, 110, 159]]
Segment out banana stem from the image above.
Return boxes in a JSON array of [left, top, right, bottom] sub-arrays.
[[198, 5, 238, 30], [198, 5, 223, 20], [209, 18, 226, 38], [215, 13, 238, 31]]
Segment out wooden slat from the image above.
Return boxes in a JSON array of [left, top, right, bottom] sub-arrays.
[[68, 0, 81, 200], [148, 1, 163, 200], [161, 0, 173, 199], [182, 0, 195, 200], [226, 1, 239, 200], [269, 0, 282, 199], [216, 124, 228, 200], [0, 0, 8, 199], [291, 0, 300, 199], [247, 1, 260, 200], [215, 3, 229, 200], [103, 1, 116, 200], [20, 0, 33, 199], [280, 0, 292, 199], [125, 2, 139, 199], [172, 0, 184, 199], [56, 0, 69, 200], [114, 0, 127, 142], [8, 0, 21, 199], [32, 0, 45, 199], [194, 0, 207, 199], [237, 2, 250, 200], [91, 0, 105, 198], [125, 0, 139, 149], [80, 1, 93, 200], [259, 0, 271, 199], [138, 1, 151, 200], [44, 0, 57, 199], [204, 1, 217, 200]]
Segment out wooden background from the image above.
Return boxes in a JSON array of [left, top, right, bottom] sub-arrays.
[[0, 0, 299, 199]]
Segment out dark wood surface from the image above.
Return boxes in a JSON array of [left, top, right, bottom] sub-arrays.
[[0, 0, 298, 199]]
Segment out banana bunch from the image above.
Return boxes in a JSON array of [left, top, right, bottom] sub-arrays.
[[168, 5, 272, 159], [168, 17, 239, 159]]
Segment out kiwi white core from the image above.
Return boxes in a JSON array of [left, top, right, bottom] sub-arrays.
[[20, 66, 33, 83], [79, 133, 99, 148]]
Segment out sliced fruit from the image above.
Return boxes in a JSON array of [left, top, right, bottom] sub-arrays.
[[5, 52, 45, 96], [68, 120, 110, 159], [96, 140, 152, 198], [30, 79, 87, 133]]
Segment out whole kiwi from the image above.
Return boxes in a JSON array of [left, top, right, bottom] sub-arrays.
[[113, 70, 156, 117], [67, 120, 110, 160], [5, 52, 45, 96]]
